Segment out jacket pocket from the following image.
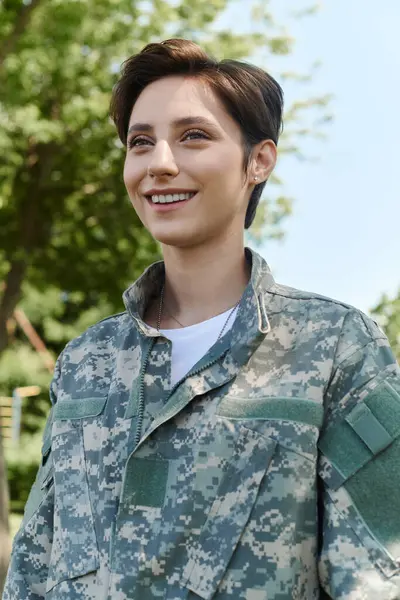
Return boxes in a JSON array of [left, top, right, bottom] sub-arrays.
[[46, 396, 106, 593], [318, 379, 400, 578], [180, 425, 277, 600]]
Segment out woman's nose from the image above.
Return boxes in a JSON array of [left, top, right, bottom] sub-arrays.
[[147, 140, 179, 178]]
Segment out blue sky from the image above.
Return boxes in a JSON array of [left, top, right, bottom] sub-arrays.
[[219, 1, 400, 315]]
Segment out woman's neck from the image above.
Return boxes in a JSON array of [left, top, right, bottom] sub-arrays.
[[155, 235, 250, 328]]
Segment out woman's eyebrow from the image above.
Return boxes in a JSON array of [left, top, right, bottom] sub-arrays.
[[127, 116, 218, 136]]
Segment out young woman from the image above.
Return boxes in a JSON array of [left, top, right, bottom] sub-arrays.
[[4, 38, 400, 600]]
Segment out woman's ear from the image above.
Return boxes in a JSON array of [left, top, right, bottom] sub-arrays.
[[252, 139, 277, 183]]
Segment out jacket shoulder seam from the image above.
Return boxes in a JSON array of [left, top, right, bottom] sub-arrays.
[[267, 283, 354, 311]]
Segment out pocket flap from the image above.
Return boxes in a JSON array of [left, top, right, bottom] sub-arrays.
[[46, 417, 100, 592], [46, 560, 99, 594], [54, 396, 107, 420], [217, 395, 323, 427], [181, 428, 276, 600]]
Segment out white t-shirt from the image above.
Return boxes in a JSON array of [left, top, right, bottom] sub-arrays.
[[159, 306, 238, 387]]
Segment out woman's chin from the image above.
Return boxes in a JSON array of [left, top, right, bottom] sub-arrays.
[[152, 228, 203, 249]]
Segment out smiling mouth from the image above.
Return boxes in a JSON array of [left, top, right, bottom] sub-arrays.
[[146, 191, 197, 205]]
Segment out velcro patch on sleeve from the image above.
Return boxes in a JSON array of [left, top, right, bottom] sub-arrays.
[[319, 379, 400, 488]]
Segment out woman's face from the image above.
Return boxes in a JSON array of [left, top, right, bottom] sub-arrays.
[[124, 76, 256, 249]]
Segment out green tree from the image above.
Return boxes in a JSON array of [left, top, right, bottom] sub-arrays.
[[0, 0, 330, 590], [370, 290, 400, 362], [0, 0, 330, 357]]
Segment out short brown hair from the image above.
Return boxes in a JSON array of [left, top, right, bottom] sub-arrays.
[[110, 38, 284, 229]]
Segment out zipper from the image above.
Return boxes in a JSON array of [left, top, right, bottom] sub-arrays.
[[168, 351, 228, 401], [119, 342, 232, 530], [133, 337, 156, 447], [133, 346, 229, 450]]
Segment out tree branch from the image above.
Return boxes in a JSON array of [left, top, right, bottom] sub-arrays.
[[0, 260, 27, 356]]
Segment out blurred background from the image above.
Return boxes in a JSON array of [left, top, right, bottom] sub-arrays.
[[0, 0, 399, 591]]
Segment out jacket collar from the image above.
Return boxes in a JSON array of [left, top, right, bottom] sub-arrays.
[[122, 247, 275, 344]]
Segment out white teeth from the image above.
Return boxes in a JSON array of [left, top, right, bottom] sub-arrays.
[[150, 192, 196, 204]]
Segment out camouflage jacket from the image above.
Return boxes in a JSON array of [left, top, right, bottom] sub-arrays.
[[4, 248, 400, 600]]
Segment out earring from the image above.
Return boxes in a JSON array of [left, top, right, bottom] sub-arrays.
[[254, 176, 259, 182]]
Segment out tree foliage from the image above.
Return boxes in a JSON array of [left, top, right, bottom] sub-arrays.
[[0, 0, 330, 590], [0, 0, 330, 353], [371, 290, 400, 362]]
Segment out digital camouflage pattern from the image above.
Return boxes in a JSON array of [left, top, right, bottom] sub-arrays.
[[4, 248, 400, 599]]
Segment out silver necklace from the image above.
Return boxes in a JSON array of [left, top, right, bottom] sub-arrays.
[[156, 284, 240, 343]]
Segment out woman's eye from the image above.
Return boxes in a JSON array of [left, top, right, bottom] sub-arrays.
[[128, 137, 151, 149], [183, 130, 209, 141], [127, 130, 208, 149]]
